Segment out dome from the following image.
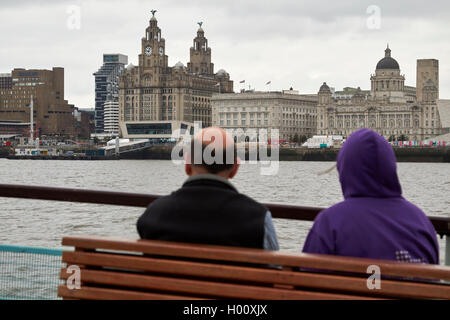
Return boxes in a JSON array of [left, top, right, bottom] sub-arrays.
[[150, 10, 158, 22], [319, 82, 331, 93], [126, 63, 135, 71], [217, 69, 227, 76], [197, 22, 204, 33], [174, 61, 185, 69], [376, 57, 400, 70], [376, 45, 400, 70]]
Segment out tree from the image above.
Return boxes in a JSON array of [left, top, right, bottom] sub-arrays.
[[300, 135, 308, 144], [293, 134, 299, 143]]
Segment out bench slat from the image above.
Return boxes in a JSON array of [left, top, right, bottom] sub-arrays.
[[61, 251, 450, 299], [58, 285, 201, 300], [62, 236, 450, 281], [60, 268, 375, 300]]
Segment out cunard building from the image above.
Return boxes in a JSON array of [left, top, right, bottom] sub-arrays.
[[317, 46, 442, 141], [118, 12, 233, 139]]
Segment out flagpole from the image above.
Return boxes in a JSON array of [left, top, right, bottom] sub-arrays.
[[240, 80, 245, 92]]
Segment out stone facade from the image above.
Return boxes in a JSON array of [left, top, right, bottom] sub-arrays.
[[417, 59, 439, 103], [212, 89, 318, 141], [0, 67, 77, 137], [317, 46, 441, 140], [118, 13, 233, 131]]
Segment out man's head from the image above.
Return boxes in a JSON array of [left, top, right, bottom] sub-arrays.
[[185, 127, 239, 179]]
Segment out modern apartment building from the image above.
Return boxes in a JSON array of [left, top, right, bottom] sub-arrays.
[[103, 100, 119, 136], [94, 53, 128, 133]]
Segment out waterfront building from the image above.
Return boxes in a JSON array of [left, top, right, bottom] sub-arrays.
[[73, 108, 92, 139], [437, 99, 450, 134], [0, 67, 77, 137], [0, 121, 37, 137], [0, 73, 12, 89], [103, 100, 119, 136], [77, 108, 96, 136], [119, 120, 195, 141], [118, 12, 233, 138], [317, 46, 442, 140], [94, 54, 128, 133], [211, 89, 318, 141]]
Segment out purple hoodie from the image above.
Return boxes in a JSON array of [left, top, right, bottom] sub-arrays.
[[302, 129, 439, 264]]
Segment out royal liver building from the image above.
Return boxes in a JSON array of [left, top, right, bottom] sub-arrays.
[[118, 12, 233, 138], [317, 46, 441, 141]]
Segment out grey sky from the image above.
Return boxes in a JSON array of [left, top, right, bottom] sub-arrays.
[[1, 0, 450, 108]]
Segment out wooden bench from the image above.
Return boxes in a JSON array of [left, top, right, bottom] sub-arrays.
[[58, 236, 450, 300]]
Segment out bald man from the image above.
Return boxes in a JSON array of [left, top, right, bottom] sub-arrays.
[[137, 127, 279, 250]]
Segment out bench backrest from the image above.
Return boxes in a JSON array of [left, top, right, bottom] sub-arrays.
[[58, 236, 450, 300]]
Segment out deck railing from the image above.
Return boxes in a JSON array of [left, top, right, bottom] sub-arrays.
[[0, 244, 63, 300], [0, 183, 449, 265]]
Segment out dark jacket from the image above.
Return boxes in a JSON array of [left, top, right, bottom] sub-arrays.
[[137, 174, 269, 249]]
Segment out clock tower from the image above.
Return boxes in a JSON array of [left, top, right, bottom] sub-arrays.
[[119, 12, 234, 129], [187, 22, 214, 75], [139, 11, 168, 71]]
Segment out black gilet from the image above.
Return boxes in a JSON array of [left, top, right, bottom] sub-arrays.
[[137, 177, 268, 249]]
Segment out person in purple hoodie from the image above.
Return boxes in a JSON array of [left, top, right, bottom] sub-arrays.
[[303, 129, 439, 264]]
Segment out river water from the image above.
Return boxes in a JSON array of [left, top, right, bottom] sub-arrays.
[[0, 159, 449, 263]]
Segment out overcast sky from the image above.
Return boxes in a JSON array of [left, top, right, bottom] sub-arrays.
[[1, 0, 450, 108]]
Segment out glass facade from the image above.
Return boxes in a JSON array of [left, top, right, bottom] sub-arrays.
[[93, 54, 128, 133], [0, 74, 12, 89], [126, 123, 172, 135]]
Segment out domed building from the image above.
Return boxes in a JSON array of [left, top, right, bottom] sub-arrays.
[[119, 13, 233, 138], [370, 45, 406, 101], [316, 45, 442, 141], [173, 61, 185, 70]]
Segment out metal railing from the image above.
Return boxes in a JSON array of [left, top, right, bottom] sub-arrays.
[[0, 183, 449, 265], [0, 244, 63, 300]]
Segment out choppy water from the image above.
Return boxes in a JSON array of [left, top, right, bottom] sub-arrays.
[[0, 159, 449, 263]]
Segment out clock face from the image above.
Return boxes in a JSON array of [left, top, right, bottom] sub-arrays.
[[145, 46, 152, 56], [159, 47, 164, 56]]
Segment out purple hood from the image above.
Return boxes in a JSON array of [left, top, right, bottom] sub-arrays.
[[337, 129, 402, 199], [303, 129, 439, 264]]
